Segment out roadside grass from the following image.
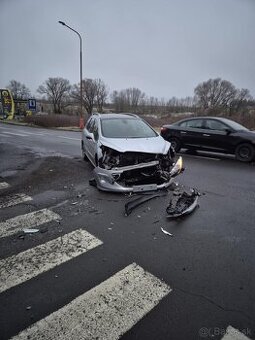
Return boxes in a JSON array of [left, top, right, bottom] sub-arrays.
[[17, 112, 255, 130], [24, 114, 80, 128]]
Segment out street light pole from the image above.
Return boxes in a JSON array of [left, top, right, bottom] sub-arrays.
[[58, 21, 84, 128]]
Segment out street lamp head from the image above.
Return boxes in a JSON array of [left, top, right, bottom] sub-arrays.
[[58, 21, 66, 26]]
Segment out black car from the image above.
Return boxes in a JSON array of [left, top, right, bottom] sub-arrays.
[[161, 116, 255, 162]]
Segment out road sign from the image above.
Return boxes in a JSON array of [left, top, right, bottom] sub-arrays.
[[28, 99, 36, 111]]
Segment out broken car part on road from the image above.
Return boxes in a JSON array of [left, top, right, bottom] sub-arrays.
[[125, 191, 167, 216], [166, 188, 200, 218]]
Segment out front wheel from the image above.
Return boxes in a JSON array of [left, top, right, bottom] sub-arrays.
[[169, 137, 181, 153], [235, 143, 255, 162]]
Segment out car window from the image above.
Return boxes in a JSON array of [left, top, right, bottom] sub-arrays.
[[93, 120, 99, 140], [87, 118, 95, 133], [179, 119, 204, 129], [101, 118, 157, 138], [86, 117, 93, 131], [205, 120, 228, 131]]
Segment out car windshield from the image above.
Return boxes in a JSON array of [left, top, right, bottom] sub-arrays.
[[101, 118, 158, 138], [222, 119, 248, 131]]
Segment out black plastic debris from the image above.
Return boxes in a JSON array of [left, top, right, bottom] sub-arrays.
[[166, 188, 200, 218], [89, 178, 97, 187], [125, 191, 167, 216]]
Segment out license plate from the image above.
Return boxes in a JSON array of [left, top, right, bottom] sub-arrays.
[[133, 184, 158, 193]]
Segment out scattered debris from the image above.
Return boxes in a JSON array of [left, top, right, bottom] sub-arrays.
[[166, 188, 200, 218], [40, 227, 48, 234], [23, 228, 39, 233], [161, 227, 173, 237], [125, 191, 167, 216], [89, 178, 97, 187]]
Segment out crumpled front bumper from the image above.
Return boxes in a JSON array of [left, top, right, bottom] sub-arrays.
[[93, 161, 173, 193]]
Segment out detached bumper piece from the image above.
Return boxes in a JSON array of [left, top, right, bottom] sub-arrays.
[[125, 191, 167, 216], [166, 189, 200, 218]]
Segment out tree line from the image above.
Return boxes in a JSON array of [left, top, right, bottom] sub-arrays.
[[5, 77, 254, 116]]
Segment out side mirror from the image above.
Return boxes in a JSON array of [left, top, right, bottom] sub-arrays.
[[86, 133, 93, 140], [225, 128, 232, 135]]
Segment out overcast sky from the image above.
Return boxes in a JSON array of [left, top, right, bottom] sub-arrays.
[[0, 0, 254, 99]]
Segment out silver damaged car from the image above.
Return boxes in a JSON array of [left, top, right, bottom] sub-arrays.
[[81, 113, 182, 193]]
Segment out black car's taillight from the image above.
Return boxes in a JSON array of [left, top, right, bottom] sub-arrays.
[[160, 127, 168, 134]]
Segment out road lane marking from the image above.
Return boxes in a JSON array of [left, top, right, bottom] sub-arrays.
[[17, 130, 46, 136], [11, 263, 171, 340], [0, 229, 103, 294], [2, 131, 29, 137], [0, 193, 32, 209], [221, 325, 251, 339], [0, 182, 10, 189], [0, 208, 61, 238], [0, 133, 11, 138], [57, 136, 80, 141]]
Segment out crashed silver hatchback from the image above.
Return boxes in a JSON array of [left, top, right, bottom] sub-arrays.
[[81, 113, 182, 193]]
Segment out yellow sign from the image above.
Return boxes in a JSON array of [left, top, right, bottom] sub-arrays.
[[0, 89, 14, 119]]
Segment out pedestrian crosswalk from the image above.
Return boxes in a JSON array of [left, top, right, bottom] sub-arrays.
[[0, 181, 10, 189], [11, 263, 171, 340], [0, 208, 61, 238], [0, 181, 252, 340], [0, 229, 103, 294], [0, 193, 32, 209]]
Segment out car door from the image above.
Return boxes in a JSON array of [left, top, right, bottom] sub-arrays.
[[203, 119, 235, 152], [178, 119, 206, 148], [84, 117, 96, 163]]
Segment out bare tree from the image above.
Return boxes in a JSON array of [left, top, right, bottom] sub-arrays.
[[95, 79, 108, 113], [229, 88, 252, 115], [194, 78, 237, 113], [111, 88, 145, 113], [6, 80, 31, 99], [37, 77, 71, 114], [72, 78, 98, 115]]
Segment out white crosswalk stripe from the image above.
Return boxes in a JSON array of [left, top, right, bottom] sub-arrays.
[[0, 228, 103, 294], [2, 131, 29, 137], [0, 208, 61, 238], [0, 181, 10, 189], [0, 193, 32, 208], [10, 263, 171, 340], [221, 326, 251, 340]]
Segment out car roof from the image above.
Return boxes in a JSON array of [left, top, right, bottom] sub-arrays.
[[172, 116, 235, 125], [93, 113, 139, 120]]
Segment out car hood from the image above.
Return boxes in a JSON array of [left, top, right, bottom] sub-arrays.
[[100, 135, 170, 154]]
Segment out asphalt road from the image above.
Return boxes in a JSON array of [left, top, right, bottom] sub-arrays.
[[0, 122, 254, 340]]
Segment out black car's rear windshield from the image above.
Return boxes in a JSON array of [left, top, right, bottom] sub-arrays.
[[101, 118, 158, 138]]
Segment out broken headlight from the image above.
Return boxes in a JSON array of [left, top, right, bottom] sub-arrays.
[[170, 157, 184, 177]]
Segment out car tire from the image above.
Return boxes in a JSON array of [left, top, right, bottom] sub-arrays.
[[169, 138, 181, 152], [235, 143, 255, 162]]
